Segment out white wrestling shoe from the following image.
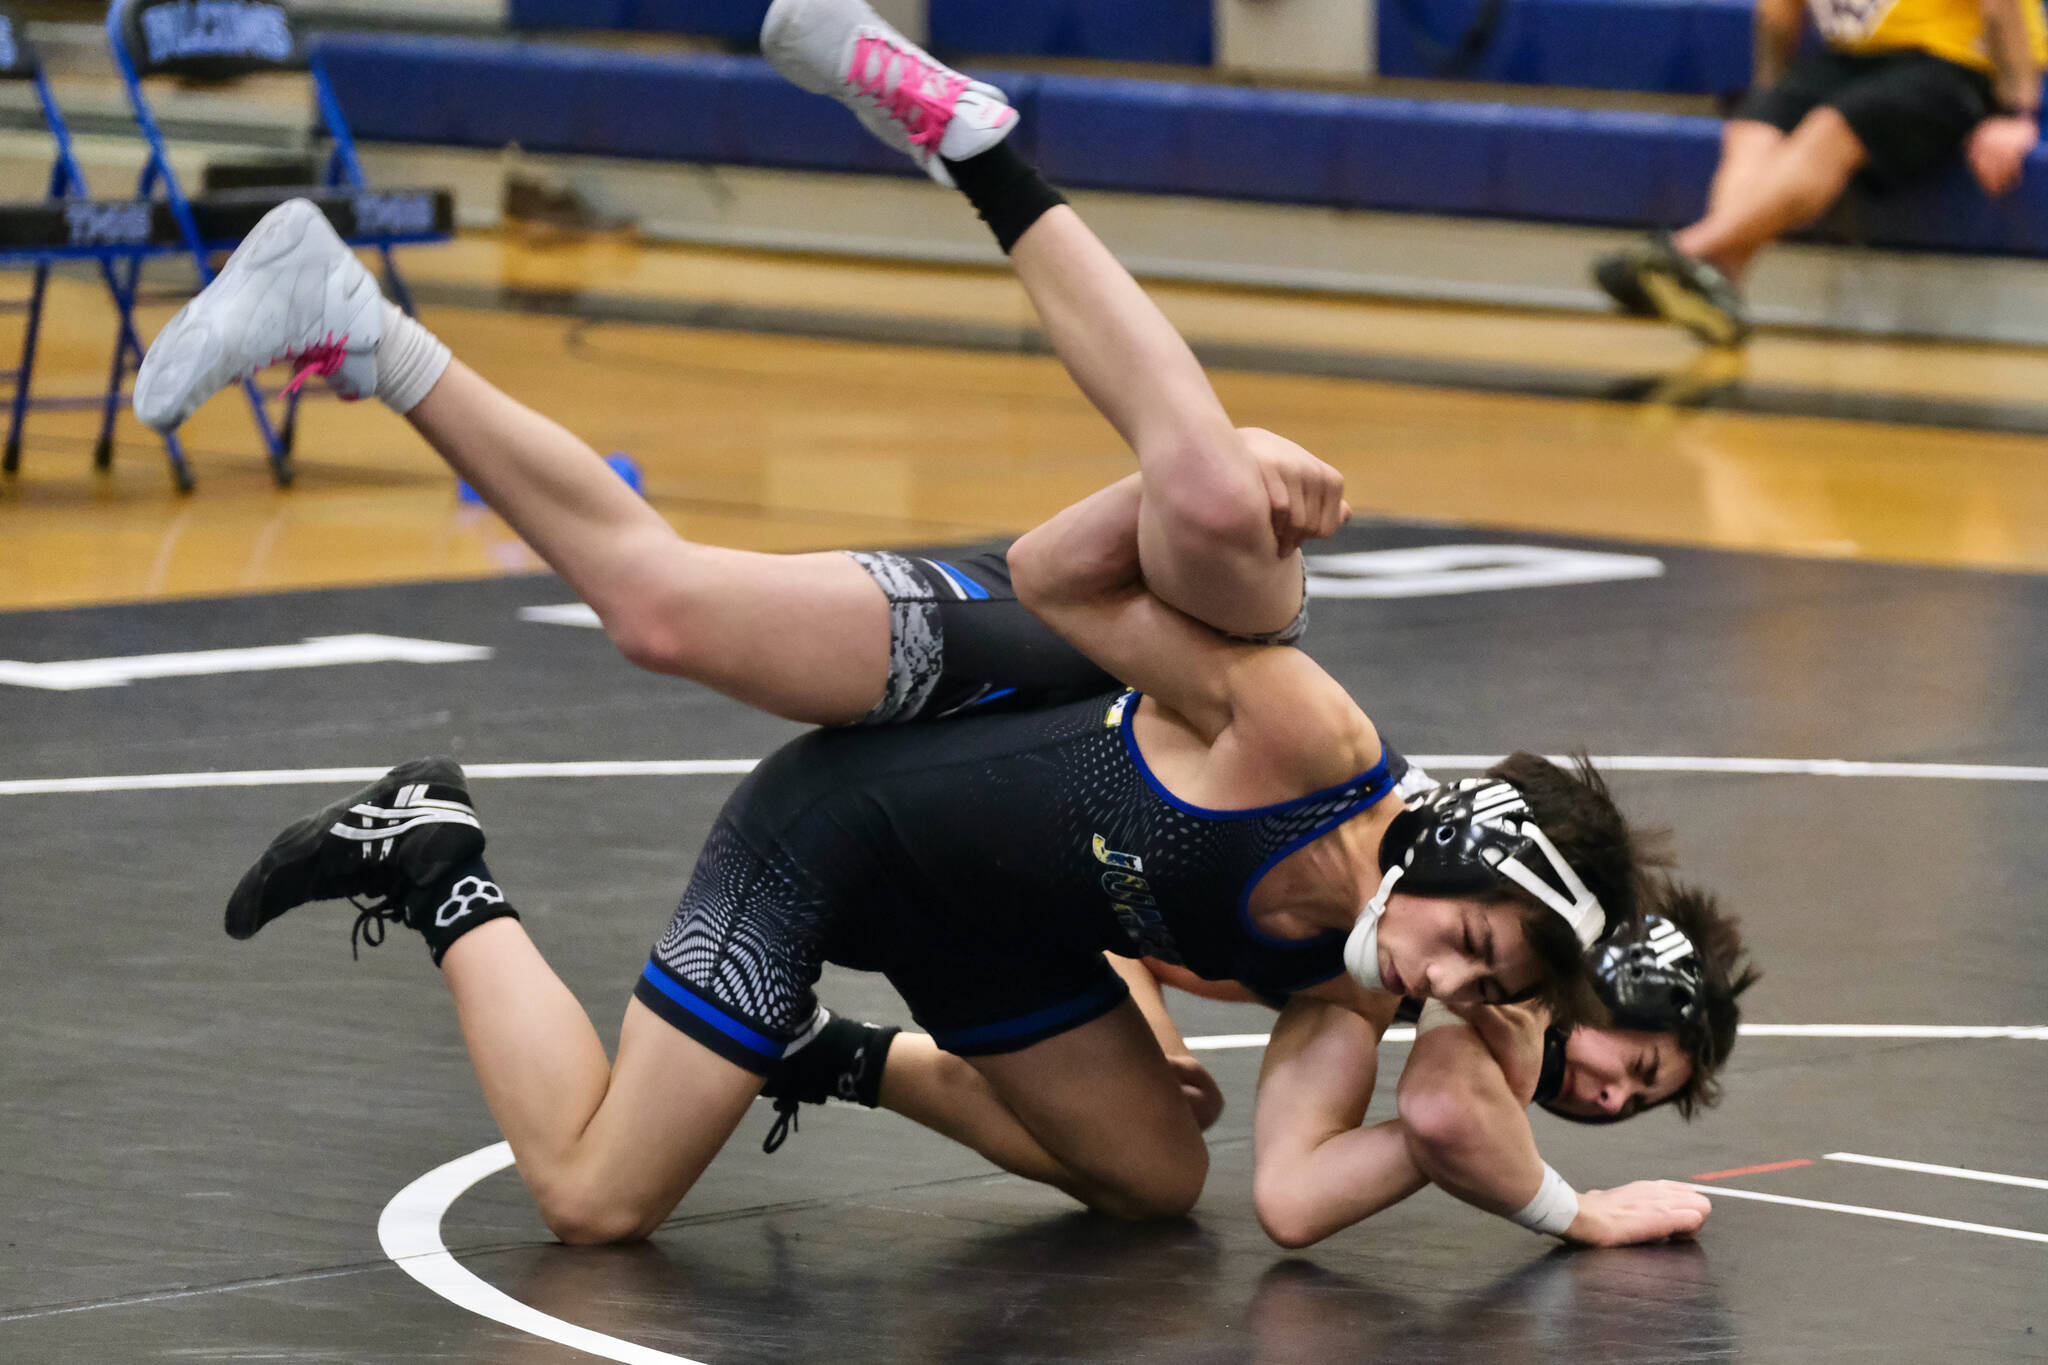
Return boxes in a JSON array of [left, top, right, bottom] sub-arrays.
[[761, 0, 1017, 187], [133, 198, 385, 432]]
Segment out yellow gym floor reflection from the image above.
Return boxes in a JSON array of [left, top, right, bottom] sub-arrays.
[[0, 233, 2043, 611]]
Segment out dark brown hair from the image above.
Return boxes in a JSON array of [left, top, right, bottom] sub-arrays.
[[1484, 751, 1671, 1023]]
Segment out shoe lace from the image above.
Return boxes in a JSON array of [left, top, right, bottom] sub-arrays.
[[273, 333, 350, 396], [761, 1094, 800, 1154], [348, 894, 400, 960], [850, 33, 963, 151]]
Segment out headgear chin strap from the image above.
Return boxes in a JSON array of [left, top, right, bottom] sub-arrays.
[[1345, 780, 1608, 994], [1342, 864, 1404, 990]]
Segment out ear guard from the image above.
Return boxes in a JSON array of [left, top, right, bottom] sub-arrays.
[[1344, 779, 1609, 994], [1536, 915, 1708, 1122]]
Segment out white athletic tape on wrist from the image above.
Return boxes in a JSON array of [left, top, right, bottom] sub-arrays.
[[1510, 1162, 1580, 1236]]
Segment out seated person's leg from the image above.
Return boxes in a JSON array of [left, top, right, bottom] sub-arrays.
[[1595, 54, 1840, 341]]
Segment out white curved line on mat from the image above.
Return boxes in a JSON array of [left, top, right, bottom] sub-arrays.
[[5, 753, 2048, 796], [379, 1141, 708, 1365]]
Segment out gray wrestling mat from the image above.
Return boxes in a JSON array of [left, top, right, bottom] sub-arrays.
[[4, 519, 2042, 1363]]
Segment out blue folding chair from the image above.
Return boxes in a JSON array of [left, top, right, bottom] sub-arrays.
[[105, 0, 453, 487], [0, 5, 198, 486]]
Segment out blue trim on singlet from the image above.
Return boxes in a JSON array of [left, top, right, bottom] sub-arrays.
[[968, 687, 1016, 708], [637, 962, 784, 1059], [927, 559, 991, 600], [1115, 690, 1396, 953], [933, 976, 1129, 1050], [1116, 690, 1394, 821]]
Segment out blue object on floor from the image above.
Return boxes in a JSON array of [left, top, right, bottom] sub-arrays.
[[461, 450, 641, 503], [604, 451, 644, 494]]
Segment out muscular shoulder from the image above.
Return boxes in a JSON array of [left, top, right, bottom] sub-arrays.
[[1222, 647, 1384, 790]]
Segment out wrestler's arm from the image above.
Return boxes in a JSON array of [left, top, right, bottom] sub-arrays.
[[1106, 955, 1225, 1129], [1010, 205, 1342, 636], [1398, 1009, 1712, 1245], [1251, 994, 1425, 1248], [1009, 474, 1372, 768]]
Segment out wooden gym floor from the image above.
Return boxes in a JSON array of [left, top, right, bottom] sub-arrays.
[[0, 231, 2046, 611]]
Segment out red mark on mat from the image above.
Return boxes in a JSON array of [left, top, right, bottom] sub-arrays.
[[1692, 1158, 1814, 1181]]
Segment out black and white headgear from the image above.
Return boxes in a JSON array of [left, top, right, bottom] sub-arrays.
[[1536, 913, 1709, 1122], [1344, 778, 1608, 993]]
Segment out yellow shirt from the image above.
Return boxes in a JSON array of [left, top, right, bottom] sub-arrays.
[[1808, 0, 2048, 74]]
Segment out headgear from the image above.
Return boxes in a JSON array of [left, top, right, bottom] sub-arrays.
[[1536, 913, 1708, 1122], [1344, 778, 1608, 992]]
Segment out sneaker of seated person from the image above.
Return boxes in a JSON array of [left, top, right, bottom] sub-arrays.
[[1591, 242, 1659, 318], [1629, 233, 1752, 348]]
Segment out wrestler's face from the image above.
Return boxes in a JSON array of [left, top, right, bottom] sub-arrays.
[[1375, 893, 1542, 1006], [1552, 1026, 1692, 1119]]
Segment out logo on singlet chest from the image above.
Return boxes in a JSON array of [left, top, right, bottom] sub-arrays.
[[1092, 834, 1183, 963]]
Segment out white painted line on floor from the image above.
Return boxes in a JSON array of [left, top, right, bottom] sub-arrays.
[[1186, 1033, 1291, 1050], [1825, 1152, 2048, 1190], [0, 760, 760, 796], [379, 1141, 707, 1365], [6, 754, 2048, 797], [1184, 1025, 2048, 1050], [0, 635, 493, 690], [1415, 755, 2048, 782], [1738, 1025, 2048, 1039], [1682, 1184, 2048, 1244], [1304, 545, 1665, 598], [518, 603, 603, 627]]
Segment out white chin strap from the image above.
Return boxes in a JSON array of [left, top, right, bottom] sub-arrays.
[[1343, 864, 1404, 991]]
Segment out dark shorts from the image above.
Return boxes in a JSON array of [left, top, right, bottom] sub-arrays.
[[1737, 49, 1993, 187], [634, 810, 1131, 1075]]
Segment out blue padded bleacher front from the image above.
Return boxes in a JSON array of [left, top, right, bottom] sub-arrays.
[[509, 0, 769, 41], [312, 33, 2048, 257], [1378, 0, 1753, 96], [504, 0, 1215, 62], [929, 0, 1213, 65], [315, 34, 1042, 174]]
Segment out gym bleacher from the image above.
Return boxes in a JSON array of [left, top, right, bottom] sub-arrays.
[[308, 2, 2048, 260]]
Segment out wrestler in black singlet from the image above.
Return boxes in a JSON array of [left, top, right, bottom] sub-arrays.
[[635, 684, 1406, 1073]]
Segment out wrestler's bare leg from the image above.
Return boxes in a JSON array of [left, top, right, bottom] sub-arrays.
[[406, 361, 888, 725]]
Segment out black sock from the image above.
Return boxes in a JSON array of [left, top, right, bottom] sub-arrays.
[[404, 854, 520, 966], [942, 141, 1067, 254]]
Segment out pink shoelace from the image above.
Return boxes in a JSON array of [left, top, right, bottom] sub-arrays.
[[849, 32, 964, 151], [274, 333, 349, 397]]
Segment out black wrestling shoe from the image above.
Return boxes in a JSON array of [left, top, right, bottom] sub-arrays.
[[1592, 243, 1657, 317], [224, 756, 486, 953], [1633, 234, 1751, 348], [759, 1007, 900, 1153]]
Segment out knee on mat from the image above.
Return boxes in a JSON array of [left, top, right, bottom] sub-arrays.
[[1088, 1146, 1208, 1221], [534, 1183, 666, 1247]]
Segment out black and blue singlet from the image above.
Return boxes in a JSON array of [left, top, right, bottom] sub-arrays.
[[635, 686, 1403, 1073]]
